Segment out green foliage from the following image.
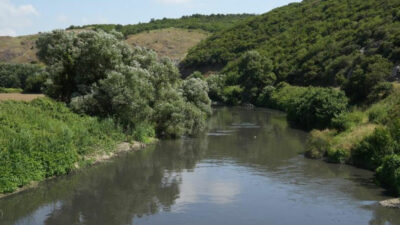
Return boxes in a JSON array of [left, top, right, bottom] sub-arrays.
[[224, 51, 276, 103], [222, 85, 243, 106], [69, 14, 254, 37], [352, 127, 397, 170], [0, 98, 125, 193], [183, 0, 400, 102], [181, 78, 212, 115], [0, 63, 46, 93], [376, 155, 400, 195], [187, 71, 204, 80], [343, 55, 393, 103], [206, 74, 226, 103], [0, 87, 22, 93], [331, 110, 365, 131], [38, 30, 210, 138]]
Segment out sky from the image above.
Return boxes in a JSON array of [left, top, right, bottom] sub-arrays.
[[0, 0, 300, 36]]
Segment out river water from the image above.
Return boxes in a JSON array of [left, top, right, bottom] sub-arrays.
[[0, 107, 399, 225]]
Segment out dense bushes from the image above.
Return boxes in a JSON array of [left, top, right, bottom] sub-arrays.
[[377, 155, 400, 195], [352, 127, 396, 170], [286, 88, 348, 130], [69, 14, 254, 37], [0, 63, 46, 93], [255, 83, 348, 130], [0, 98, 125, 193], [343, 55, 393, 103], [37, 30, 211, 138]]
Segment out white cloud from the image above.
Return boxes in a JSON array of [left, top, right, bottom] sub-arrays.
[[0, 0, 38, 36]]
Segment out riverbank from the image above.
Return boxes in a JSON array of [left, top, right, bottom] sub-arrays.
[[0, 140, 152, 200], [254, 82, 400, 197], [0, 97, 158, 196]]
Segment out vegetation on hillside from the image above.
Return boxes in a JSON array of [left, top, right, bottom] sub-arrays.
[[69, 14, 254, 37], [184, 0, 400, 100]]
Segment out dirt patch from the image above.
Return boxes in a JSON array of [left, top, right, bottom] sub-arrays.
[[0, 93, 44, 101]]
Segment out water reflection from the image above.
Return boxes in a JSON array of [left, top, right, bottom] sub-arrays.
[[0, 107, 399, 225]]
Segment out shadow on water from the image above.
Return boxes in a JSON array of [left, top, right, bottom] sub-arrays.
[[0, 107, 399, 225]]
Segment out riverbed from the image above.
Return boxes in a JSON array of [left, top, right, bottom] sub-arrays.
[[0, 107, 399, 225]]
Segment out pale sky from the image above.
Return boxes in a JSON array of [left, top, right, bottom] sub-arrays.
[[0, 0, 301, 36]]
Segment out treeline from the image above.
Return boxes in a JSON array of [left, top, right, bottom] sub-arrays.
[[0, 63, 47, 93], [68, 14, 254, 37], [0, 29, 211, 194], [183, 0, 400, 100]]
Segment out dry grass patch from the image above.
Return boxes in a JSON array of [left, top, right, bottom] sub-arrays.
[[0, 35, 39, 63], [126, 28, 209, 62], [0, 93, 44, 102]]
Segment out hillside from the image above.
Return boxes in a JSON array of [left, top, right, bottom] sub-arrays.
[[183, 0, 400, 86], [125, 28, 209, 62], [69, 14, 254, 36], [0, 35, 38, 64], [0, 14, 253, 64]]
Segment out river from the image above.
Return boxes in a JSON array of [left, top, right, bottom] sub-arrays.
[[0, 107, 399, 225]]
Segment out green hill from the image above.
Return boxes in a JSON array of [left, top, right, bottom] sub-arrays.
[[0, 14, 254, 64], [182, 0, 400, 86], [69, 14, 254, 37]]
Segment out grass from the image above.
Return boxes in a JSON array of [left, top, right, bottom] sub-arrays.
[[0, 98, 126, 193], [125, 28, 209, 62], [0, 87, 23, 93], [0, 35, 39, 64], [306, 82, 400, 164]]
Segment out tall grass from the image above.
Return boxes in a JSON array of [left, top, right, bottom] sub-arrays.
[[0, 98, 125, 193]]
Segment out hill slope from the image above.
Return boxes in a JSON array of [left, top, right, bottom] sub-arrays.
[[0, 35, 38, 64], [125, 28, 209, 62], [182, 0, 400, 86], [0, 14, 253, 64], [70, 14, 254, 36]]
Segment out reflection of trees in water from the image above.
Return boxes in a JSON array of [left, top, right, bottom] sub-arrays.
[[0, 137, 207, 225], [42, 140, 207, 225]]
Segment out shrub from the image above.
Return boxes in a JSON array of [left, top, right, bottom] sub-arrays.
[[305, 129, 334, 159], [331, 110, 365, 131], [0, 88, 22, 93], [376, 155, 400, 195], [222, 85, 243, 105], [206, 74, 226, 102], [351, 127, 394, 170], [343, 55, 393, 103], [287, 88, 348, 130], [0, 98, 125, 193]]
